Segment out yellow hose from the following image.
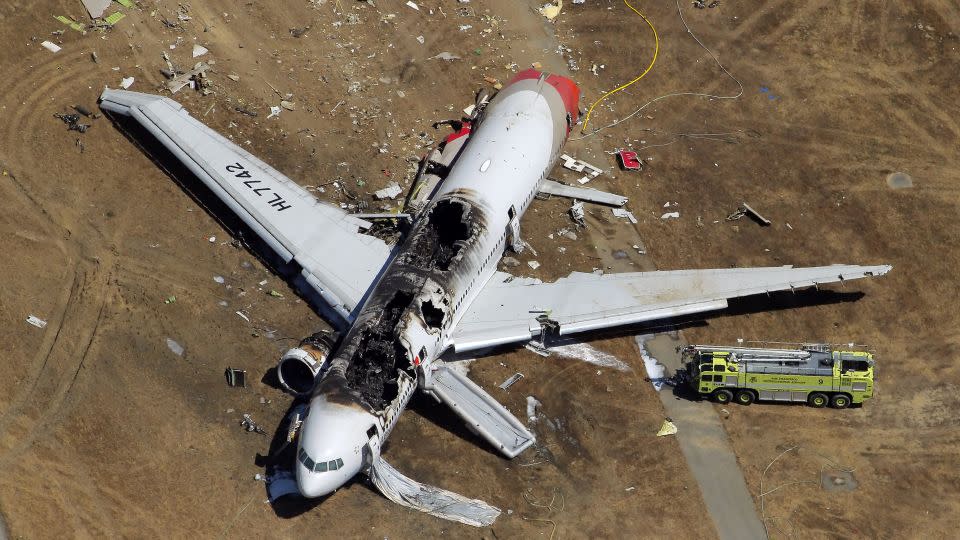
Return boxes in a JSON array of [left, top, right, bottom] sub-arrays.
[[580, 1, 660, 134]]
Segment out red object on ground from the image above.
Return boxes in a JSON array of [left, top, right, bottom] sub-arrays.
[[617, 150, 642, 170]]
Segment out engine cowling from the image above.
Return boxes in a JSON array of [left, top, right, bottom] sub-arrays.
[[277, 332, 335, 396]]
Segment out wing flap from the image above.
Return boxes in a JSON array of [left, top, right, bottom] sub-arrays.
[[452, 265, 891, 352], [100, 89, 392, 322]]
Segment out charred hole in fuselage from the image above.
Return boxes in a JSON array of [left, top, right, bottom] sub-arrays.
[[429, 200, 471, 271], [346, 291, 413, 410], [420, 300, 444, 329]]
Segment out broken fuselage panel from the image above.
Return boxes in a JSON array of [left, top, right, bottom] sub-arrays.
[[296, 70, 580, 494]]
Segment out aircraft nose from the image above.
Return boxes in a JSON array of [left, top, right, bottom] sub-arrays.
[[296, 464, 339, 498]]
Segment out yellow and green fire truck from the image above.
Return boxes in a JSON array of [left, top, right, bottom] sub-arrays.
[[681, 343, 875, 408]]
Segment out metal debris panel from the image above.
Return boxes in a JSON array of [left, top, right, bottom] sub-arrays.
[[452, 265, 892, 352]]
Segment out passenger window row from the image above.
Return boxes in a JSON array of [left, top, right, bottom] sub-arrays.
[[298, 448, 344, 473]]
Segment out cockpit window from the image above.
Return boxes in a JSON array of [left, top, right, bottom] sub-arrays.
[[299, 448, 344, 473]]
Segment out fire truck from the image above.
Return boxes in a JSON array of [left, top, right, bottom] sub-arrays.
[[681, 343, 875, 408]]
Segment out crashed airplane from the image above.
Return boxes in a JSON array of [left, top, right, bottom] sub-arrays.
[[99, 69, 890, 526]]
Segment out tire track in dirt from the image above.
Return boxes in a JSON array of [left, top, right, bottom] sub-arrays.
[[0, 265, 110, 467]]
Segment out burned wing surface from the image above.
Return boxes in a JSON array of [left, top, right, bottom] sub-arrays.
[[98, 89, 392, 325], [452, 265, 892, 352]]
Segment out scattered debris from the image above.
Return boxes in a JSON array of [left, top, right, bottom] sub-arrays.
[[498, 373, 524, 390], [526, 396, 542, 423], [54, 112, 90, 133], [416, 35, 425, 44], [166, 62, 210, 94], [527, 260, 541, 270], [821, 470, 859, 492], [501, 256, 520, 267], [240, 413, 266, 434], [267, 289, 284, 298], [656, 418, 678, 437], [55, 15, 85, 32], [617, 150, 643, 170], [192, 44, 209, 58], [213, 275, 225, 284], [235, 311, 250, 322], [164, 295, 177, 304], [26, 315, 47, 329], [280, 100, 296, 111], [693, 0, 721, 8], [560, 153, 602, 184], [886, 171, 913, 189], [374, 183, 403, 200], [224, 367, 247, 387], [612, 208, 638, 224], [661, 211, 680, 219], [569, 200, 585, 225], [120, 76, 135, 89], [40, 41, 61, 53], [430, 51, 461, 61], [267, 106, 281, 119], [103, 11, 126, 26], [290, 25, 312, 38], [726, 202, 771, 226], [539, 0, 563, 20], [166, 338, 185, 357], [406, 0, 420, 10], [81, 0, 111, 19]]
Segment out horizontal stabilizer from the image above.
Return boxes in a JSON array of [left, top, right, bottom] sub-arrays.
[[425, 364, 535, 458], [539, 179, 627, 206]]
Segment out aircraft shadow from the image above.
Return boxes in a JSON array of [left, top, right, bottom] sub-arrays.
[[404, 391, 505, 459]]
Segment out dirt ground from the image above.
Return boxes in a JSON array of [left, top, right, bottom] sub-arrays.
[[0, 0, 957, 538]]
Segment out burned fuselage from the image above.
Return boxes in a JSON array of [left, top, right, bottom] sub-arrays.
[[294, 70, 580, 493]]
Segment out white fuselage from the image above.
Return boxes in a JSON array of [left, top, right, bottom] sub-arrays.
[[295, 71, 577, 498]]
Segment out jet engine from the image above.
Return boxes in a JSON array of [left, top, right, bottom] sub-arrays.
[[277, 331, 336, 396]]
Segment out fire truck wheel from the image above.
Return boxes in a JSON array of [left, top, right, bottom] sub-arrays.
[[831, 394, 851, 409], [735, 390, 755, 405], [808, 392, 828, 408], [712, 389, 733, 404]]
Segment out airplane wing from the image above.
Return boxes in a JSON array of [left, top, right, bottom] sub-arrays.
[[100, 89, 393, 324], [451, 264, 891, 353]]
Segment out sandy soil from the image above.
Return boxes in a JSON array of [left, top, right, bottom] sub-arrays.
[[0, 0, 957, 538]]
